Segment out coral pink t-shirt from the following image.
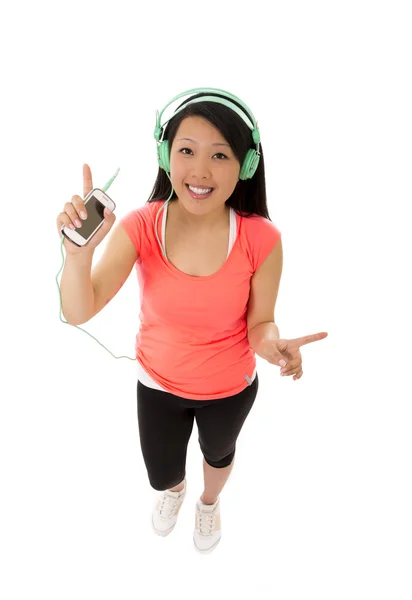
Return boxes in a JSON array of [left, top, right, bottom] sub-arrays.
[[120, 200, 281, 400]]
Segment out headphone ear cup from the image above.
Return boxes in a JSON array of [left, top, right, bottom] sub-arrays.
[[157, 140, 170, 173], [239, 149, 260, 180]]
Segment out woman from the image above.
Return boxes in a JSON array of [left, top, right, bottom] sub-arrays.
[[57, 88, 328, 554]]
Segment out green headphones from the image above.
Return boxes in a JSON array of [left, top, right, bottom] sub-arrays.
[[154, 87, 261, 180]]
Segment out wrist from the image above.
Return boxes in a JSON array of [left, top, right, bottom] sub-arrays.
[[64, 250, 94, 269], [248, 321, 280, 357]]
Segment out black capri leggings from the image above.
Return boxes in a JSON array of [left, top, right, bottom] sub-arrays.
[[136, 374, 259, 491]]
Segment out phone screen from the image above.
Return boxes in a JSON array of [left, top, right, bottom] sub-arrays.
[[75, 194, 105, 240]]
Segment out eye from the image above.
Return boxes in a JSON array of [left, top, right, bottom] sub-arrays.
[[178, 148, 228, 159]]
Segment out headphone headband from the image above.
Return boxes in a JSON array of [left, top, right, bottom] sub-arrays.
[[154, 87, 260, 145], [173, 96, 255, 131]]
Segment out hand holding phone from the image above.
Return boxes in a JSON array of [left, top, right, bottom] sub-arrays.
[[56, 164, 117, 255]]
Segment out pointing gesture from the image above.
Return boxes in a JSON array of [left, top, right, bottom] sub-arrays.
[[260, 330, 328, 381], [56, 164, 116, 255], [83, 163, 93, 199]]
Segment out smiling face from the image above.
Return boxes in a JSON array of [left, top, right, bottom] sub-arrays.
[[169, 116, 241, 227]]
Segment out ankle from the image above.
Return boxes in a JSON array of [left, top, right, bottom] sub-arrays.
[[200, 494, 218, 505]]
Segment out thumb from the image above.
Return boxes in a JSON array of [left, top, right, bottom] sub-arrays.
[[93, 208, 115, 241], [104, 207, 116, 225], [277, 341, 294, 364]]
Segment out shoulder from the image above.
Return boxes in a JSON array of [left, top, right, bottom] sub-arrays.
[[241, 212, 281, 237], [120, 200, 163, 230], [239, 213, 282, 273]]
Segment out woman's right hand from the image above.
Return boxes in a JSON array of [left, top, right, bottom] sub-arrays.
[[56, 164, 116, 255]]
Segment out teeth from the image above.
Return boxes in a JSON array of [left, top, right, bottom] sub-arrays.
[[188, 186, 213, 194]]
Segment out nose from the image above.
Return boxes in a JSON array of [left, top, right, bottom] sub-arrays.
[[190, 156, 212, 180]]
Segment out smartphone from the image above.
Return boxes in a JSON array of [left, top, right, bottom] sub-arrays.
[[61, 188, 116, 247]]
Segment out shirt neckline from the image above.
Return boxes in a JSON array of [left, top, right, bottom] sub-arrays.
[[158, 200, 239, 281]]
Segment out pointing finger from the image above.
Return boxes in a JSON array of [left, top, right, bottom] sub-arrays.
[[83, 163, 93, 198], [288, 331, 328, 349]]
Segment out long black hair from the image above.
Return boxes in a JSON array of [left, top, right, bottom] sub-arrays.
[[147, 92, 272, 221]]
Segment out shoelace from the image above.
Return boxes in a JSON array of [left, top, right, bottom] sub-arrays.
[[199, 509, 215, 536], [159, 492, 180, 518]]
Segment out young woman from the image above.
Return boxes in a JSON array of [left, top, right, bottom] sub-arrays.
[[57, 88, 328, 554]]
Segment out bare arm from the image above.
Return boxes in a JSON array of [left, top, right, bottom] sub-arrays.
[[60, 250, 95, 325], [60, 223, 138, 325]]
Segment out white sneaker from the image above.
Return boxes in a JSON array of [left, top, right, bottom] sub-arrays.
[[193, 497, 221, 554], [152, 479, 187, 537]]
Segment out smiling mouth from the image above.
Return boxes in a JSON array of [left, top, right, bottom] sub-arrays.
[[185, 184, 215, 199], [186, 184, 214, 193]]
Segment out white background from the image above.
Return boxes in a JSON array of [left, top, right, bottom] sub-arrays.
[[1, 1, 411, 598]]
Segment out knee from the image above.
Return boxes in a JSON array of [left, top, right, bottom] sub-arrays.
[[149, 473, 185, 491], [203, 449, 235, 469]]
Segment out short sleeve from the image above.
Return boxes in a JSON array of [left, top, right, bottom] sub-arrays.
[[119, 209, 144, 256], [247, 216, 282, 274]]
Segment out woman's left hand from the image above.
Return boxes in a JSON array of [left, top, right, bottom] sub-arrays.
[[264, 331, 328, 381]]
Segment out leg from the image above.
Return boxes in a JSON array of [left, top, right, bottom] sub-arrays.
[[137, 380, 194, 491], [200, 456, 235, 505], [195, 375, 259, 503]]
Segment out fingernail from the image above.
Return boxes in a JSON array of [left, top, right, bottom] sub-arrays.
[[75, 219, 82, 228], [280, 360, 287, 367], [80, 211, 87, 220]]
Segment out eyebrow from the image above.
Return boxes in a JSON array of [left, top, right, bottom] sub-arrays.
[[176, 137, 231, 148]]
